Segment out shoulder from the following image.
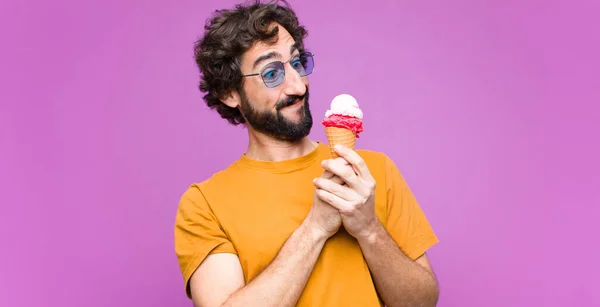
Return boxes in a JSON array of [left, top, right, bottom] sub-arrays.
[[356, 148, 388, 161], [355, 148, 396, 172], [354, 148, 404, 192], [177, 161, 244, 209]]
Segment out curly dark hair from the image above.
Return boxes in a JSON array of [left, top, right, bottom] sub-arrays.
[[193, 0, 309, 125]]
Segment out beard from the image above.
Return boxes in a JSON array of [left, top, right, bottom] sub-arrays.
[[238, 87, 313, 143]]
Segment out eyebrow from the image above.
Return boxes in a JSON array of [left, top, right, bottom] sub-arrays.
[[252, 51, 279, 70], [290, 42, 300, 55], [252, 43, 301, 70]]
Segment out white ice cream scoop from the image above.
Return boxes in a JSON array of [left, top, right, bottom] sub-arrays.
[[325, 94, 363, 119]]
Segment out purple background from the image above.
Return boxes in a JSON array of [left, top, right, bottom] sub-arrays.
[[1, 0, 598, 306]]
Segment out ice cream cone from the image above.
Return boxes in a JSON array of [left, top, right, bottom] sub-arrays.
[[325, 126, 356, 158]]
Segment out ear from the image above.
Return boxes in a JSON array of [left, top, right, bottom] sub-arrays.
[[219, 89, 241, 109]]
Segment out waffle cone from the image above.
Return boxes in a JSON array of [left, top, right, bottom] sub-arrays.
[[324, 127, 356, 158]]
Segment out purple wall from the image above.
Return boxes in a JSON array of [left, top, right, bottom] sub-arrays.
[[1, 0, 598, 306]]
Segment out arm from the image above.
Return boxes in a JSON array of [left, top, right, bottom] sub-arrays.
[[188, 253, 244, 307], [356, 222, 439, 307], [189, 220, 327, 307], [315, 145, 439, 307], [186, 172, 344, 307]]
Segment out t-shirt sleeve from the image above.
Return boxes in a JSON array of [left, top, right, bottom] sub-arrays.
[[382, 154, 439, 260], [174, 183, 237, 298]]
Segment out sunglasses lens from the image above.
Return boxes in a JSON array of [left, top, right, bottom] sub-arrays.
[[260, 53, 315, 88], [261, 62, 285, 88], [297, 53, 314, 76]]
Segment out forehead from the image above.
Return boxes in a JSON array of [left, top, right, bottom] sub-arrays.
[[240, 25, 296, 68]]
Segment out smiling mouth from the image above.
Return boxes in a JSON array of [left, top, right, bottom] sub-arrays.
[[278, 98, 304, 110], [288, 99, 303, 107], [290, 97, 306, 107]]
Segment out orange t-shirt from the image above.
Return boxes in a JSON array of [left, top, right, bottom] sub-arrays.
[[174, 142, 438, 306]]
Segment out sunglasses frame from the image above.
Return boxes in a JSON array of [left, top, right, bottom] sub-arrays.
[[242, 52, 315, 88]]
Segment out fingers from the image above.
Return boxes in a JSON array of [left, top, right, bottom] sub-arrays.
[[321, 170, 335, 179], [314, 188, 350, 211], [333, 145, 375, 182], [321, 158, 362, 189], [313, 177, 357, 201], [321, 161, 345, 185], [331, 175, 345, 185]]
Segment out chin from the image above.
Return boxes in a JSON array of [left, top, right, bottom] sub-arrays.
[[287, 107, 306, 121]]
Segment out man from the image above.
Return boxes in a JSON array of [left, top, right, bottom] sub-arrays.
[[174, 1, 440, 306]]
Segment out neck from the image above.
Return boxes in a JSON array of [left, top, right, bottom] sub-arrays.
[[244, 128, 318, 162]]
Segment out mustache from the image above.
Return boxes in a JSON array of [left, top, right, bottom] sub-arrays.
[[276, 94, 306, 111]]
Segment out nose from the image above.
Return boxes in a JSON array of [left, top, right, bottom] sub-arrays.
[[282, 62, 306, 97]]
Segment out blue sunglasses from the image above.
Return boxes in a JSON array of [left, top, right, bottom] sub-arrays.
[[242, 52, 315, 88]]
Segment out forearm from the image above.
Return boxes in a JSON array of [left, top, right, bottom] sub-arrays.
[[357, 222, 439, 307], [222, 221, 326, 307]]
